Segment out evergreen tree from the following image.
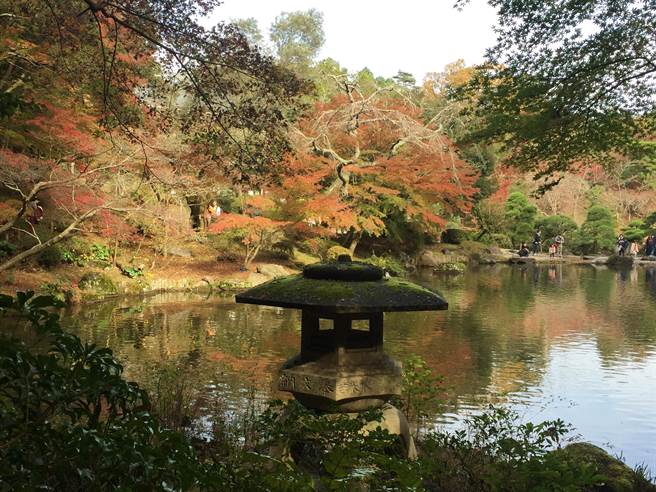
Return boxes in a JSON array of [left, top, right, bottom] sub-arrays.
[[536, 215, 578, 245], [573, 206, 616, 254], [504, 192, 537, 247]]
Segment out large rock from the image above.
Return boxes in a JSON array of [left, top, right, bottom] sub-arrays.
[[553, 443, 656, 491], [256, 263, 291, 278], [417, 251, 440, 268], [78, 272, 118, 298]]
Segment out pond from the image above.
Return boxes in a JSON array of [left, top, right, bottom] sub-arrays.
[[60, 264, 656, 471]]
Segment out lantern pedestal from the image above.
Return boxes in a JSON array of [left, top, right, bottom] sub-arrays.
[[279, 352, 401, 412]]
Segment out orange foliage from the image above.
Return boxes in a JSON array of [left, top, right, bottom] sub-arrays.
[[27, 103, 99, 157], [284, 90, 479, 240]]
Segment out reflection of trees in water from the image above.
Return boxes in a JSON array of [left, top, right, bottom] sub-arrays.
[[60, 294, 302, 399], [59, 267, 656, 423], [580, 267, 615, 309], [388, 268, 550, 408], [646, 268, 656, 300]]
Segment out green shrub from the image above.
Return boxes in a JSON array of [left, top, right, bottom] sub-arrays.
[[37, 245, 64, 268], [270, 239, 294, 260], [210, 230, 242, 262], [0, 240, 16, 259], [89, 243, 111, 262], [0, 292, 204, 490], [504, 192, 538, 247], [120, 265, 144, 278], [398, 355, 447, 435], [441, 228, 467, 245], [535, 214, 578, 246], [298, 237, 342, 260], [326, 245, 351, 261], [622, 219, 648, 242], [365, 254, 406, 276], [572, 205, 616, 255], [418, 406, 603, 492], [490, 234, 512, 249]]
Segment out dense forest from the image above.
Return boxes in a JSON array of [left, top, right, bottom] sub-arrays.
[[2, 0, 655, 290]]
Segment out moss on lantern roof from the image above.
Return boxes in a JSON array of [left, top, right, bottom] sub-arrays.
[[235, 274, 448, 314]]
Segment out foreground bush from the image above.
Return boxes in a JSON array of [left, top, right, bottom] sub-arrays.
[[1, 292, 652, 491], [0, 292, 202, 490]]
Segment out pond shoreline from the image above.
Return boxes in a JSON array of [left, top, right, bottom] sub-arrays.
[[4, 243, 656, 306]]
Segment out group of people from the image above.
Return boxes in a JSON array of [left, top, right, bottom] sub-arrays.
[[617, 234, 656, 257], [518, 229, 564, 258], [202, 200, 222, 229]]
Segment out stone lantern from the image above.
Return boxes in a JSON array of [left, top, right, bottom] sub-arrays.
[[235, 256, 448, 457]]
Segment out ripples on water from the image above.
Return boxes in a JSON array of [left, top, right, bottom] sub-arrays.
[[60, 264, 656, 470]]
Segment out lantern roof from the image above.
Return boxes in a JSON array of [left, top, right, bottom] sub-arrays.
[[235, 256, 448, 314]]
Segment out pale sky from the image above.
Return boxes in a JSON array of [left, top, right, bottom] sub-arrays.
[[207, 0, 498, 83]]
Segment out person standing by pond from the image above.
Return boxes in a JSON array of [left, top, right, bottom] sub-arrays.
[[549, 243, 557, 258], [617, 234, 628, 256], [532, 229, 542, 255], [646, 234, 656, 257], [629, 240, 639, 257], [555, 234, 565, 257]]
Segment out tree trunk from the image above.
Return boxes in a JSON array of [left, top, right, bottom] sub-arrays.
[[0, 209, 99, 273], [348, 232, 361, 256]]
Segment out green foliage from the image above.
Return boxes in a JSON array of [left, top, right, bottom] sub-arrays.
[[37, 245, 64, 268], [441, 228, 468, 245], [459, 0, 656, 185], [214, 189, 244, 214], [572, 205, 616, 255], [210, 229, 244, 262], [504, 192, 537, 247], [535, 215, 578, 245], [484, 233, 513, 248], [623, 219, 648, 242], [399, 356, 447, 435], [365, 254, 406, 277], [645, 211, 656, 232], [270, 9, 325, 74], [296, 237, 341, 260], [473, 201, 507, 238], [326, 245, 352, 261], [255, 400, 410, 489], [419, 406, 603, 491], [231, 17, 265, 49], [89, 243, 111, 262], [0, 292, 203, 490], [0, 240, 16, 259], [49, 239, 111, 267], [121, 265, 144, 279]]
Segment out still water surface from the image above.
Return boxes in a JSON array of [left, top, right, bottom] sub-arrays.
[[61, 264, 656, 470]]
